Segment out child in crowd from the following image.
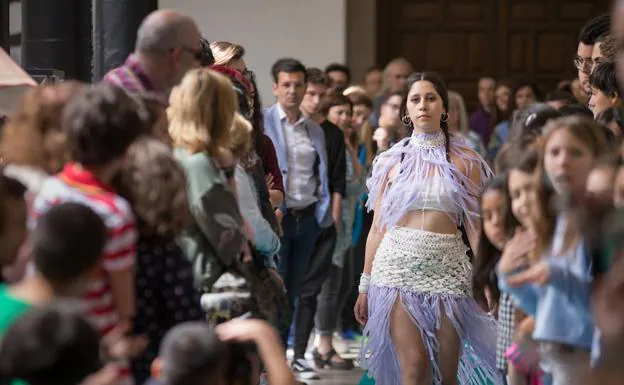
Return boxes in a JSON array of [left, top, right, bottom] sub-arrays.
[[148, 319, 296, 385], [114, 137, 203, 384], [0, 202, 106, 336], [499, 117, 608, 385], [0, 303, 108, 385], [473, 176, 509, 314], [28, 83, 147, 383], [499, 144, 550, 385]]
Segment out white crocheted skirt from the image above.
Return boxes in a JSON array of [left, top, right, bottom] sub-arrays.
[[361, 227, 502, 385], [370, 226, 471, 295]]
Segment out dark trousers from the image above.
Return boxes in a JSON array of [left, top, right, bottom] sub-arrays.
[[316, 248, 354, 335], [341, 210, 373, 332], [293, 225, 337, 358], [278, 211, 320, 346]]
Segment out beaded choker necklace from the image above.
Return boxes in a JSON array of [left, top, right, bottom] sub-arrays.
[[409, 130, 446, 149]]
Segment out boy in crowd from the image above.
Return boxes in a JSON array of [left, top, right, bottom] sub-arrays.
[[0, 202, 107, 335]]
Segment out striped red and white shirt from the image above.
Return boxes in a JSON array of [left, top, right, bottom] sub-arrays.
[[30, 162, 137, 383]]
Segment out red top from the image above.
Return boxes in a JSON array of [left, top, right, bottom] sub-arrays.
[[261, 134, 284, 194]]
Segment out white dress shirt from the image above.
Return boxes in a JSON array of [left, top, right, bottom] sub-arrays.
[[278, 104, 318, 209]]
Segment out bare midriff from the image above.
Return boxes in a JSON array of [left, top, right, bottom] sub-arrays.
[[397, 210, 458, 234]]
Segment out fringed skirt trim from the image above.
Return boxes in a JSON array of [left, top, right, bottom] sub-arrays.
[[360, 227, 502, 385]]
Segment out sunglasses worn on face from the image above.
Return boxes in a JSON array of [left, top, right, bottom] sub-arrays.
[[179, 46, 205, 63]]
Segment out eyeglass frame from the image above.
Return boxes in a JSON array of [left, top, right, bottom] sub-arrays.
[[573, 55, 594, 73]]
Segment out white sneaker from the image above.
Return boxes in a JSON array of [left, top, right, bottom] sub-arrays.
[[291, 358, 319, 380]]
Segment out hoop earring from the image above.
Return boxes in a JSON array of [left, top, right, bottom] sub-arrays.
[[441, 111, 449, 123], [402, 115, 413, 127]]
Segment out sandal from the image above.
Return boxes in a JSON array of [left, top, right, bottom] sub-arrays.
[[312, 348, 354, 370]]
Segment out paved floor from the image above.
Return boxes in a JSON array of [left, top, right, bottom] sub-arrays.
[[307, 368, 364, 384]]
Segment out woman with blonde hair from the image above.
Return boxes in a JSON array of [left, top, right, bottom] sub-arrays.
[[169, 68, 247, 291], [208, 40, 285, 215], [448, 90, 488, 159], [210, 41, 247, 73]]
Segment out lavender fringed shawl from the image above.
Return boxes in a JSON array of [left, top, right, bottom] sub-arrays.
[[366, 131, 493, 233]]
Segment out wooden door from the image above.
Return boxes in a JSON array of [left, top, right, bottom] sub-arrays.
[[376, 0, 612, 111]]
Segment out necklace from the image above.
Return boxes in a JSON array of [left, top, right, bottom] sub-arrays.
[[409, 130, 446, 149]]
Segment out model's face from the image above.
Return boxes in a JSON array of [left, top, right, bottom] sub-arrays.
[[406, 80, 444, 132]]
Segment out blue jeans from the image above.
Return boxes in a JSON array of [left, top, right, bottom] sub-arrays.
[[278, 211, 320, 345]]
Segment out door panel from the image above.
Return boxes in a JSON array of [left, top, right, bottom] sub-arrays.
[[377, 0, 611, 110]]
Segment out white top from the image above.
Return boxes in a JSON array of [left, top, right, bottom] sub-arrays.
[[278, 104, 318, 209], [234, 165, 280, 257]]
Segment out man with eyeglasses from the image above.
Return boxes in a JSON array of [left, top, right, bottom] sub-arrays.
[[575, 13, 610, 96], [104, 9, 203, 103]]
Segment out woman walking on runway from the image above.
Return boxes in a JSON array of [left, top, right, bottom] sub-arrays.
[[355, 72, 501, 385]]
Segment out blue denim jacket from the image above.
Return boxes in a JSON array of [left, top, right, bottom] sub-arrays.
[[498, 216, 594, 350]]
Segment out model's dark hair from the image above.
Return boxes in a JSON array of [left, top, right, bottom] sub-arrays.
[[325, 63, 351, 83], [321, 92, 353, 117], [401, 72, 450, 156], [472, 175, 507, 308], [271, 58, 306, 83], [305, 67, 329, 87], [62, 83, 148, 166], [579, 13, 610, 45], [590, 61, 619, 98]]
